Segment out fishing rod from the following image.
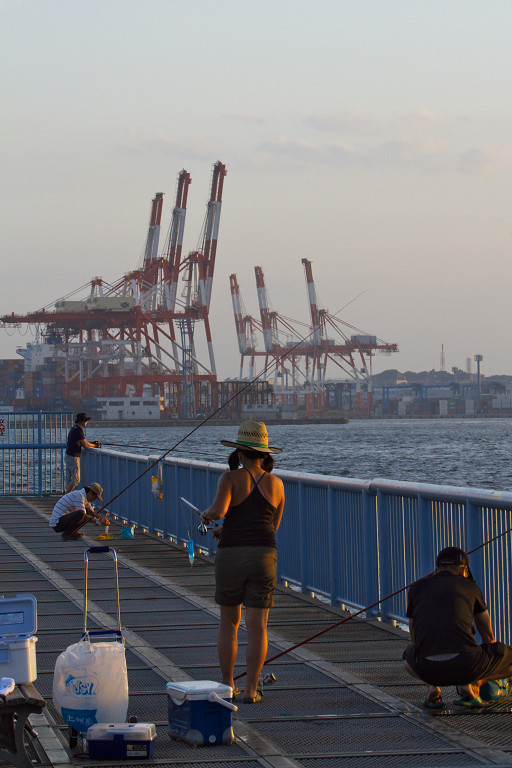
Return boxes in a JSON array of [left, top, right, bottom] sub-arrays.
[[63, 315, 328, 541], [100, 441, 219, 458], [233, 521, 512, 682]]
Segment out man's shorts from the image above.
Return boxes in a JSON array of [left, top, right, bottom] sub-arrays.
[[65, 455, 80, 487], [214, 546, 277, 609], [403, 642, 512, 686], [53, 509, 87, 535]]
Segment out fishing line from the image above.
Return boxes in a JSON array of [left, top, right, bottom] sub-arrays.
[[69, 297, 512, 682], [233, 512, 512, 681], [100, 441, 218, 458], [65, 321, 334, 539], [82, 284, 366, 514]]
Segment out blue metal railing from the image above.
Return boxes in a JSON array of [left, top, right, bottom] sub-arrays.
[[0, 411, 73, 495], [83, 447, 512, 643]]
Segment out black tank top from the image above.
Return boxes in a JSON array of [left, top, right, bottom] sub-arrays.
[[218, 469, 278, 549]]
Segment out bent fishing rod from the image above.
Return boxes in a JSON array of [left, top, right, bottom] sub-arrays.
[[233, 520, 512, 682], [63, 320, 328, 540], [65, 289, 369, 541]]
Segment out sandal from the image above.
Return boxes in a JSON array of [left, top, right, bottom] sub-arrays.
[[454, 695, 492, 709], [423, 696, 444, 709], [242, 692, 262, 703], [231, 686, 241, 700]]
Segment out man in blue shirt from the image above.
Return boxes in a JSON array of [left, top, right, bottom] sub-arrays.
[[65, 413, 101, 493]]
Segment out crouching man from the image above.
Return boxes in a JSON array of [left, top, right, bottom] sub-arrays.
[[49, 483, 104, 541], [403, 546, 512, 709]]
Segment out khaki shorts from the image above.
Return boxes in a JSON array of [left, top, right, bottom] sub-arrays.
[[215, 546, 277, 609], [65, 455, 80, 487]]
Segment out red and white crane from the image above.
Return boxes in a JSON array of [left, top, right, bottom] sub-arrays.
[[228, 259, 399, 409], [1, 162, 227, 411]]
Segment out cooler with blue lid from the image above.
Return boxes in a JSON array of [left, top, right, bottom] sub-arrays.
[[0, 593, 38, 684], [166, 680, 236, 745], [86, 723, 156, 759]]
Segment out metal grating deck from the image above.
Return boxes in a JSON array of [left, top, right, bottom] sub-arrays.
[[1, 496, 512, 768]]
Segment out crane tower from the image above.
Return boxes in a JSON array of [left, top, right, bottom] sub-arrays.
[[1, 162, 227, 415]]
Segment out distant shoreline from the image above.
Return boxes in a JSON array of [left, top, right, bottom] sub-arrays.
[[93, 413, 512, 428]]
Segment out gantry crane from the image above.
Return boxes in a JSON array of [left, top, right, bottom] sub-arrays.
[[229, 260, 399, 409], [1, 162, 227, 415]]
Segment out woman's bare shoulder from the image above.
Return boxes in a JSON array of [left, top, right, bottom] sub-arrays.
[[266, 473, 284, 494]]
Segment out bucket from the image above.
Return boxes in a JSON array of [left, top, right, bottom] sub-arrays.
[[121, 526, 135, 539]]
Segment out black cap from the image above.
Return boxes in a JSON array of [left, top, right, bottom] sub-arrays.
[[436, 546, 469, 568], [75, 412, 91, 423]]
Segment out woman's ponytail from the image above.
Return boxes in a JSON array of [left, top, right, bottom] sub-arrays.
[[228, 450, 240, 471], [261, 453, 274, 473]]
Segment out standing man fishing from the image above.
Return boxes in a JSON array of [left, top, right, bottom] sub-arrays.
[[65, 412, 101, 493]]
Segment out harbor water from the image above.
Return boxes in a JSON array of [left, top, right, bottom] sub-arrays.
[[91, 418, 512, 492]]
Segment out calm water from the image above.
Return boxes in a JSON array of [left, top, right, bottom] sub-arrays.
[[91, 419, 512, 492]]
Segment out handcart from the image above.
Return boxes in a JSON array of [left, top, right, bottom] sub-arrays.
[[52, 546, 128, 749], [83, 546, 123, 643]]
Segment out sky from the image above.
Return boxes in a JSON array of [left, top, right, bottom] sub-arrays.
[[1, 0, 512, 380]]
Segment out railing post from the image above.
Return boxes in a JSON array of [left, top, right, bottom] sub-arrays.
[[418, 494, 434, 577], [466, 500, 484, 586], [376, 489, 392, 624], [363, 489, 379, 616], [298, 480, 310, 595], [37, 411, 43, 496], [327, 485, 339, 606]]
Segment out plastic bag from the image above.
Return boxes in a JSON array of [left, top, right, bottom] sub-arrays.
[[52, 639, 128, 733], [151, 464, 163, 501], [480, 678, 511, 702]]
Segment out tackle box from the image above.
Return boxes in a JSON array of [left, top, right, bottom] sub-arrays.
[[86, 723, 156, 759], [0, 594, 38, 684], [166, 680, 236, 746]]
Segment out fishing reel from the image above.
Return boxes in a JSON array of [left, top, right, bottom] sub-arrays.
[[197, 520, 220, 536]]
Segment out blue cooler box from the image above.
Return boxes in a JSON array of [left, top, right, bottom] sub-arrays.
[[86, 723, 156, 759], [0, 594, 38, 684], [166, 680, 236, 745]]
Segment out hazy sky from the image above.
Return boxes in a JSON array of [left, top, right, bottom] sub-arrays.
[[2, 0, 512, 379]]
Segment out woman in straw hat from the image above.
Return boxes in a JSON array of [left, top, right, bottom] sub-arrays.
[[201, 420, 285, 703]]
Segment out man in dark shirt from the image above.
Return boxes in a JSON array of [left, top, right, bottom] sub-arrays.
[[65, 412, 101, 493], [403, 546, 512, 708]]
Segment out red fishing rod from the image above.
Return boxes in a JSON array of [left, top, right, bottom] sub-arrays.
[[233, 523, 512, 681], [63, 290, 368, 540], [62, 329, 320, 540]]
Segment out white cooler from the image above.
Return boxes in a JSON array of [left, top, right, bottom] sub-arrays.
[[0, 594, 38, 684]]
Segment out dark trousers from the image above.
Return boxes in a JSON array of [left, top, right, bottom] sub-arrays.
[[53, 509, 87, 535]]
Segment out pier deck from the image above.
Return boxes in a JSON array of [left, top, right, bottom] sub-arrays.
[[1, 497, 512, 768]]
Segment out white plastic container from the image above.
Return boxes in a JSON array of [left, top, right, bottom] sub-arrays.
[[86, 723, 156, 759], [0, 594, 38, 684], [166, 680, 236, 746]]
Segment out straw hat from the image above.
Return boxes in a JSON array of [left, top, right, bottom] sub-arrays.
[[220, 420, 282, 454]]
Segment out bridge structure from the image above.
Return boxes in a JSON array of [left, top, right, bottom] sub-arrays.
[[2, 493, 512, 768], [3, 427, 512, 766]]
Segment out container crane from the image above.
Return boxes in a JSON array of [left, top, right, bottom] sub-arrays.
[[1, 162, 227, 415], [228, 259, 399, 412], [229, 274, 260, 379]]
